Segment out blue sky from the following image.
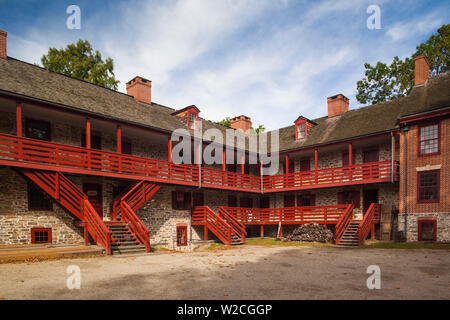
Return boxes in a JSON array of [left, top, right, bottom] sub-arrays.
[[0, 0, 449, 130]]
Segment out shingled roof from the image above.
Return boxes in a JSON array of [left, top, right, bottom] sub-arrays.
[[273, 71, 450, 153], [0, 56, 449, 154]]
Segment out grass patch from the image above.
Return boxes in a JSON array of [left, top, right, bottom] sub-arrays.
[[245, 238, 334, 247], [359, 242, 450, 249]]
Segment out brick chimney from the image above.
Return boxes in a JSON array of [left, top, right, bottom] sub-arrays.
[[327, 94, 349, 118], [414, 55, 430, 86], [230, 115, 251, 134], [0, 30, 7, 60], [126, 76, 152, 104]]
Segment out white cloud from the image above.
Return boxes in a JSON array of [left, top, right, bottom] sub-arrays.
[[387, 11, 442, 42]]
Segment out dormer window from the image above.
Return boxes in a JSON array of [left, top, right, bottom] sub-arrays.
[[297, 123, 306, 139], [172, 105, 200, 131], [188, 112, 198, 130], [294, 116, 317, 141]]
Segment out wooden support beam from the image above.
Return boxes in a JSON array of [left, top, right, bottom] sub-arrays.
[[168, 139, 172, 162], [314, 148, 318, 170], [285, 155, 289, 174], [241, 155, 244, 174], [348, 143, 353, 166], [116, 125, 122, 153], [85, 119, 91, 149], [260, 225, 264, 238], [16, 102, 22, 137], [84, 227, 89, 245], [222, 150, 226, 171], [204, 225, 208, 241]]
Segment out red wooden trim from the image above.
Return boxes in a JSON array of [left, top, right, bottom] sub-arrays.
[[176, 225, 188, 246], [285, 155, 289, 174], [418, 219, 437, 242], [168, 139, 172, 162], [116, 125, 122, 153], [348, 143, 352, 166], [85, 119, 91, 149], [16, 102, 22, 137], [314, 149, 318, 170], [222, 150, 226, 171], [417, 121, 441, 157], [417, 170, 440, 204], [31, 228, 52, 244], [400, 107, 450, 124]]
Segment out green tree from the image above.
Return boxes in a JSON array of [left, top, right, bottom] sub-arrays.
[[218, 117, 266, 134], [356, 24, 449, 105], [41, 39, 119, 90]]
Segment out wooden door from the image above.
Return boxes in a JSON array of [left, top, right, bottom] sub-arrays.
[[260, 197, 270, 208], [300, 159, 311, 172], [363, 148, 379, 163], [193, 192, 204, 207], [363, 189, 378, 215], [83, 183, 103, 217]]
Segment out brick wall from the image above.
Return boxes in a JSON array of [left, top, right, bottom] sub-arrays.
[[398, 117, 450, 241]]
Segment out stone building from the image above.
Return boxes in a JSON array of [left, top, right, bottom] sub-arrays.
[[0, 30, 448, 253]]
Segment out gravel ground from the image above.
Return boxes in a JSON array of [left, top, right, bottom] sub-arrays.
[[0, 245, 448, 300]]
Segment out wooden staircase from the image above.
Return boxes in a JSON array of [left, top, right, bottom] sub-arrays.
[[337, 221, 360, 246], [110, 181, 160, 254], [192, 206, 246, 245], [19, 169, 112, 254]]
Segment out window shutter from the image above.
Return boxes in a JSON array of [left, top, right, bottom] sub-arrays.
[[184, 192, 191, 210], [353, 191, 360, 208]]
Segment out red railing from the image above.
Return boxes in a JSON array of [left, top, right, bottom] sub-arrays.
[[120, 201, 151, 252], [335, 204, 354, 245], [358, 203, 380, 245], [83, 199, 112, 255], [192, 206, 234, 245], [0, 133, 397, 193], [0, 133, 198, 184], [263, 161, 397, 191], [218, 207, 247, 242], [222, 205, 351, 225], [201, 167, 260, 191]]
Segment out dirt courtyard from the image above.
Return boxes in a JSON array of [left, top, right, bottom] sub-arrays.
[[0, 245, 448, 300]]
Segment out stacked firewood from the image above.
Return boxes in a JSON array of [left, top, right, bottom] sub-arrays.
[[284, 223, 335, 243]]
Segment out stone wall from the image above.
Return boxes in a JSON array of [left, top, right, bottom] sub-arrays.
[[397, 212, 450, 242], [0, 168, 83, 245]]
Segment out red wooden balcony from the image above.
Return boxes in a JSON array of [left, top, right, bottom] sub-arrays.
[[0, 133, 397, 193], [222, 205, 352, 225], [263, 161, 398, 192]]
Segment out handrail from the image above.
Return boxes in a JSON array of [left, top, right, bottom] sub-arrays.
[[335, 204, 354, 245], [358, 203, 380, 245], [192, 206, 232, 245], [83, 199, 111, 255], [0, 133, 398, 193], [218, 207, 247, 241], [120, 201, 150, 252], [222, 205, 349, 225]]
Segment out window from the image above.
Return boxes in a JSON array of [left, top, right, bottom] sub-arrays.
[[122, 141, 132, 155], [188, 112, 198, 130], [297, 194, 316, 207], [81, 133, 102, 150], [338, 191, 360, 208], [25, 119, 51, 141], [176, 225, 188, 246], [418, 170, 440, 203], [296, 123, 306, 140], [418, 220, 436, 242], [31, 228, 52, 244], [342, 151, 356, 166], [300, 158, 310, 172], [172, 191, 191, 210], [28, 182, 52, 210], [419, 123, 439, 155]]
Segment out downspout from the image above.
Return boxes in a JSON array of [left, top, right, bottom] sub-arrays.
[[391, 132, 394, 183], [403, 126, 409, 241]]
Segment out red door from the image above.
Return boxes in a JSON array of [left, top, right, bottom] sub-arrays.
[[300, 159, 311, 172], [83, 183, 103, 217], [363, 148, 379, 163]]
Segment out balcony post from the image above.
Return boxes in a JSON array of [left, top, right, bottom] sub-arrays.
[[116, 125, 122, 153], [241, 155, 244, 174], [285, 155, 289, 174], [348, 143, 352, 181], [16, 102, 22, 137], [85, 119, 91, 149], [222, 150, 226, 171], [314, 148, 318, 183], [168, 138, 172, 162], [260, 225, 264, 238]]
